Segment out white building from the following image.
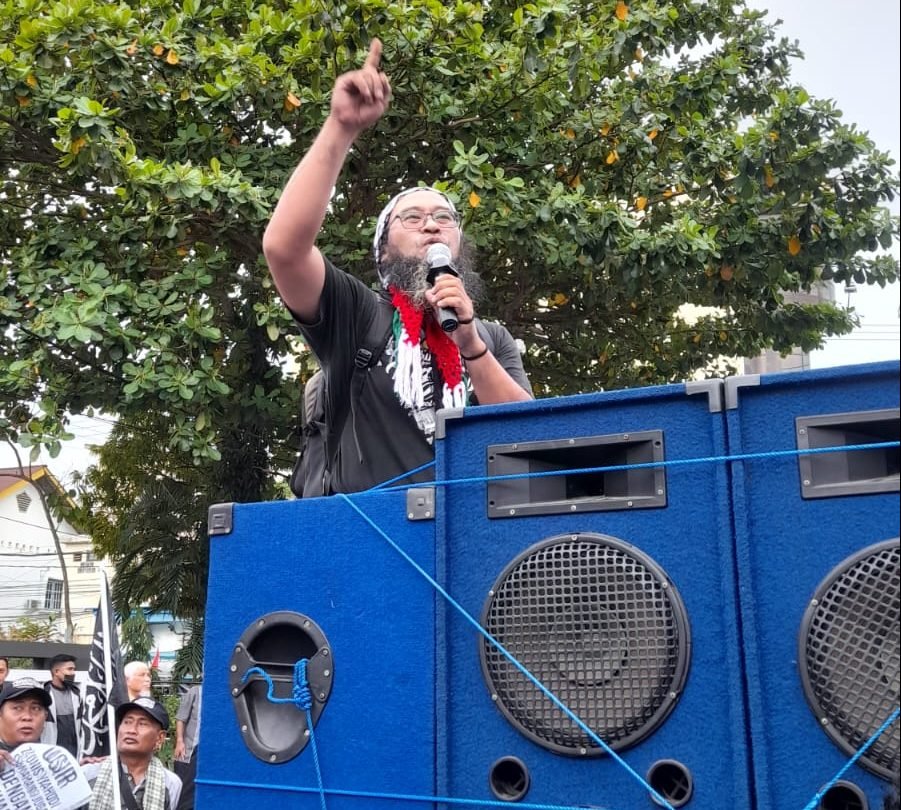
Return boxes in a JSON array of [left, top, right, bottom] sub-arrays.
[[743, 282, 838, 374], [144, 611, 192, 679], [0, 465, 112, 643]]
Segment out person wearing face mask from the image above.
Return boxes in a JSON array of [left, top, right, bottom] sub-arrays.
[[263, 39, 532, 495], [41, 652, 84, 759]]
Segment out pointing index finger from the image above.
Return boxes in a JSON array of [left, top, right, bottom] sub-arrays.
[[364, 38, 382, 71]]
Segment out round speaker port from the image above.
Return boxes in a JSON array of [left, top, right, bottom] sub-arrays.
[[816, 780, 868, 810], [488, 756, 530, 802], [647, 759, 693, 807]]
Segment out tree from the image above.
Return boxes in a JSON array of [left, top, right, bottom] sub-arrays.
[[2, 1, 897, 622], [0, 614, 62, 642], [171, 616, 204, 682], [73, 411, 212, 677], [2, 0, 898, 461], [120, 607, 153, 665]]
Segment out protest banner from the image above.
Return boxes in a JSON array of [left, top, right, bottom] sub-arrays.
[[0, 743, 92, 810]]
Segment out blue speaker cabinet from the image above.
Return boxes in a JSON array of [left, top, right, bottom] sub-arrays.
[[433, 381, 751, 809], [725, 361, 900, 810], [197, 490, 438, 809]]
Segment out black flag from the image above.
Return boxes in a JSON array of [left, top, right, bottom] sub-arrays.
[[81, 571, 126, 757]]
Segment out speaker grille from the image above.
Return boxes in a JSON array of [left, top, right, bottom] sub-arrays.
[[479, 533, 691, 755], [799, 538, 900, 780]]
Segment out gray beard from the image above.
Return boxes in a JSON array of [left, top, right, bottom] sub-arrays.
[[380, 243, 483, 308]]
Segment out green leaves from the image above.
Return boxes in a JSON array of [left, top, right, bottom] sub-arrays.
[[2, 0, 899, 465]]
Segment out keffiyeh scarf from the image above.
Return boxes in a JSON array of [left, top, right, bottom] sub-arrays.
[[387, 286, 467, 439], [372, 186, 469, 439], [90, 756, 167, 810]]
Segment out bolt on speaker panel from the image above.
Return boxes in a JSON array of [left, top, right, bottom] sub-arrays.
[[799, 538, 900, 780], [479, 533, 691, 755]]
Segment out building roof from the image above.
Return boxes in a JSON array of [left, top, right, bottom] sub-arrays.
[[0, 465, 63, 499], [0, 465, 84, 531]]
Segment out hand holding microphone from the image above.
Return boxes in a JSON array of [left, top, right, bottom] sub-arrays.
[[425, 243, 461, 332]]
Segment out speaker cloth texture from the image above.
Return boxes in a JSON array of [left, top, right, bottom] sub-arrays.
[[479, 532, 691, 755], [799, 537, 900, 780]]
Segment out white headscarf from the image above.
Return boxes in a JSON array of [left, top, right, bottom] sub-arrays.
[[371, 187, 460, 285]]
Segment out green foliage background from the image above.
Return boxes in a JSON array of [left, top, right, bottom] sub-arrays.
[[1, 0, 898, 644]]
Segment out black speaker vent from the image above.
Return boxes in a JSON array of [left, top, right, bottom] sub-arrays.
[[799, 538, 900, 780], [479, 533, 691, 755]]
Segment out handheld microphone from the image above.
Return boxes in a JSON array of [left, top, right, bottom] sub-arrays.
[[425, 243, 459, 332]]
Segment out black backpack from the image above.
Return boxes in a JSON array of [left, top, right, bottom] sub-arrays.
[[288, 298, 499, 497], [288, 367, 327, 498], [289, 295, 394, 497]]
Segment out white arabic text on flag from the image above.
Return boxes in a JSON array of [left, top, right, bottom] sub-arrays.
[[80, 570, 126, 758]]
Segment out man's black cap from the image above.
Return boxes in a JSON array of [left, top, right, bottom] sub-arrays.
[[0, 676, 52, 709], [115, 696, 170, 730]]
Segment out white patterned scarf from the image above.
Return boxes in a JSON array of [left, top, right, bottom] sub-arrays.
[[89, 756, 168, 810]]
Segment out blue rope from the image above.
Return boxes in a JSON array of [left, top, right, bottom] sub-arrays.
[[337, 493, 675, 810], [242, 661, 328, 810], [801, 705, 900, 810], [194, 775, 620, 809], [375, 441, 900, 494], [367, 460, 437, 491], [245, 439, 897, 808]]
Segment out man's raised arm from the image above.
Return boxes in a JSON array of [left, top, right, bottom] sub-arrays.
[[262, 39, 391, 322]]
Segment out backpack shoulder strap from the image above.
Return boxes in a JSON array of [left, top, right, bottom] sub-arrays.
[[352, 292, 394, 380], [321, 292, 394, 492]]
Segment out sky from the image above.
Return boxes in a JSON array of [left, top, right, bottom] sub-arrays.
[[752, 0, 900, 368], [2, 0, 899, 482]]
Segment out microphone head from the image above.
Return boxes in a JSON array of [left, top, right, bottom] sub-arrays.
[[425, 242, 453, 268]]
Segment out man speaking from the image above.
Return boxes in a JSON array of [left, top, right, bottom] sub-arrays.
[[263, 39, 532, 495]]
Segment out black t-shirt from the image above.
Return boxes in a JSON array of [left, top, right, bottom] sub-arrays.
[[298, 259, 531, 493]]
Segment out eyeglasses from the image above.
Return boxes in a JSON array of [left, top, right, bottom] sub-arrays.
[[392, 209, 461, 230]]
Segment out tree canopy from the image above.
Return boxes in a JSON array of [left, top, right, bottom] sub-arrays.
[[3, 0, 899, 461], [2, 0, 898, 630]]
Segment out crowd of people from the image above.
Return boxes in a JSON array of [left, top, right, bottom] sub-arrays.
[[1, 649, 897, 807], [0, 656, 200, 810]]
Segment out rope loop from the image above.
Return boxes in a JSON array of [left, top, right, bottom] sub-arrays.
[[240, 658, 328, 808], [293, 659, 313, 710], [241, 659, 314, 710]]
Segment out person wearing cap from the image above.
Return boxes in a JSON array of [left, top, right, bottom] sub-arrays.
[[41, 652, 84, 759], [0, 675, 53, 770], [263, 38, 532, 495], [82, 696, 182, 810]]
